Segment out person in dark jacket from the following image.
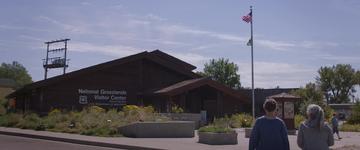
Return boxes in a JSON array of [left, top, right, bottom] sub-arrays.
[[297, 104, 334, 150], [331, 113, 342, 140], [249, 98, 290, 150]]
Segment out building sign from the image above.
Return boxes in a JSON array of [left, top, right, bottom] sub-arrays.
[[284, 102, 294, 119], [77, 89, 127, 106]]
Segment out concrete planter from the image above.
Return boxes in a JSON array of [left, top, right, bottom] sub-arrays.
[[160, 113, 204, 129], [118, 121, 195, 138], [244, 128, 252, 138], [198, 131, 238, 145]]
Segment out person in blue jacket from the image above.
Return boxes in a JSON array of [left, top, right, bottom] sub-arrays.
[[331, 113, 342, 140], [249, 98, 290, 150]]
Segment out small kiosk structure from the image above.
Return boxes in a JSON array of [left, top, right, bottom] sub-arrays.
[[267, 92, 301, 134]]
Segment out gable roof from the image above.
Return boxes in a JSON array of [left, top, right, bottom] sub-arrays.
[[7, 50, 200, 98], [154, 77, 249, 103], [150, 50, 196, 71]]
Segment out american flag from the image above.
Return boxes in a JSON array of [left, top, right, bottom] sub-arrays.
[[242, 12, 252, 23]]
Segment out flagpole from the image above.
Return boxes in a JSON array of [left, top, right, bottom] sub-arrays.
[[250, 6, 255, 119]]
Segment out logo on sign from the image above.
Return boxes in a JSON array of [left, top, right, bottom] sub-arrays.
[[79, 95, 88, 104]]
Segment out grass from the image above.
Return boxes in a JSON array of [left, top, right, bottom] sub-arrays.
[[339, 123, 360, 132]]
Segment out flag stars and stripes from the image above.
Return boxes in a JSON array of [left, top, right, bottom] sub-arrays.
[[242, 12, 252, 23]]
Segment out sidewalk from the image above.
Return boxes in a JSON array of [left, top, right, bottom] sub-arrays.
[[0, 127, 359, 150]]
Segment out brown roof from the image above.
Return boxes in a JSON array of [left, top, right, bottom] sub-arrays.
[[155, 77, 249, 103], [7, 50, 200, 98], [150, 50, 196, 71]]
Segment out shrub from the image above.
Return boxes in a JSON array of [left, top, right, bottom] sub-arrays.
[[0, 113, 23, 127], [0, 104, 6, 116], [171, 105, 184, 113], [230, 113, 253, 128], [199, 116, 234, 133], [16, 113, 44, 130], [43, 110, 72, 130], [198, 125, 233, 133], [348, 102, 360, 124], [86, 106, 106, 113], [295, 114, 305, 129], [123, 105, 159, 123], [340, 123, 360, 132], [323, 105, 334, 121]]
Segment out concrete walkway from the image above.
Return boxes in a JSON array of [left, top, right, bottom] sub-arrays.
[[0, 127, 359, 150]]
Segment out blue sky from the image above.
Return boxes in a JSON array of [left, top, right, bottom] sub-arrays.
[[1, 0, 360, 89]]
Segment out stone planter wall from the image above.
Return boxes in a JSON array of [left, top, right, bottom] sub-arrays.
[[244, 128, 252, 138], [160, 113, 204, 129], [118, 121, 195, 138], [198, 131, 238, 145]]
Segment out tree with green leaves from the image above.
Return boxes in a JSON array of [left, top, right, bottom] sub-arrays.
[[0, 61, 32, 88], [292, 83, 324, 114], [200, 58, 241, 89], [293, 82, 334, 120], [316, 64, 360, 104]]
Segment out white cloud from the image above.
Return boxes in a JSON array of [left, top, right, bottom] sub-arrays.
[[256, 40, 295, 51], [37, 16, 86, 33], [167, 51, 209, 68], [158, 25, 247, 42], [255, 39, 339, 51], [70, 42, 143, 57], [237, 61, 316, 88], [299, 41, 339, 49], [318, 54, 360, 63], [69, 42, 209, 68], [146, 14, 166, 21]]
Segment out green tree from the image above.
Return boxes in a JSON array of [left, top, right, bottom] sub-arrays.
[[293, 83, 325, 114], [201, 58, 241, 89], [348, 102, 360, 124], [316, 64, 359, 104], [0, 61, 32, 88]]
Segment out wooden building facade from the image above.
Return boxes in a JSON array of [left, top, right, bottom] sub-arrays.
[[7, 50, 249, 119]]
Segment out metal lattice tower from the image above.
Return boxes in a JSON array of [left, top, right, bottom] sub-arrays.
[[43, 39, 70, 79]]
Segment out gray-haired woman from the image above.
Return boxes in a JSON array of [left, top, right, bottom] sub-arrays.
[[297, 104, 334, 150]]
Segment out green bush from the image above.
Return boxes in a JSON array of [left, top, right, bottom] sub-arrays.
[[43, 110, 72, 130], [295, 114, 305, 129], [348, 102, 360, 124], [323, 105, 334, 122], [340, 123, 360, 132], [199, 116, 234, 133], [123, 105, 159, 123], [16, 113, 44, 130], [171, 105, 184, 113], [230, 113, 253, 128], [0, 105, 166, 137], [198, 125, 233, 133], [0, 104, 6, 116], [0, 113, 23, 127]]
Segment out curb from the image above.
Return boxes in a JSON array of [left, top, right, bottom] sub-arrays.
[[0, 130, 164, 150]]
